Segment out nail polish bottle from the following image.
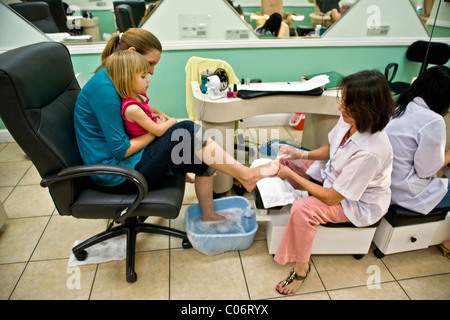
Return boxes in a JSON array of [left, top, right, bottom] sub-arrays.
[[227, 86, 233, 98], [232, 84, 238, 98]]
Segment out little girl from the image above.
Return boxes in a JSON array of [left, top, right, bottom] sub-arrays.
[[105, 51, 195, 183], [105, 50, 198, 183], [105, 50, 178, 139]]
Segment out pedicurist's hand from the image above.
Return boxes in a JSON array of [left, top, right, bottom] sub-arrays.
[[276, 163, 294, 180], [278, 144, 309, 160]]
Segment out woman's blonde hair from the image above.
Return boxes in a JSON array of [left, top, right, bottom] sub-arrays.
[[96, 28, 162, 72], [105, 50, 150, 99]]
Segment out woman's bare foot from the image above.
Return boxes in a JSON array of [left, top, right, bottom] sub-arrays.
[[201, 212, 226, 222], [239, 160, 279, 192]]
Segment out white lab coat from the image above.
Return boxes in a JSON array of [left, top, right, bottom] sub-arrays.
[[385, 97, 448, 214], [307, 116, 393, 227]]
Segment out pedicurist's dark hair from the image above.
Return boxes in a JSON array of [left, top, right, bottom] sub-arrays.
[[339, 70, 394, 133]]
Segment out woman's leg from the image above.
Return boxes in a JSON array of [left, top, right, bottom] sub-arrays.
[[136, 120, 277, 220], [274, 196, 349, 295], [195, 174, 226, 221], [197, 137, 278, 192]]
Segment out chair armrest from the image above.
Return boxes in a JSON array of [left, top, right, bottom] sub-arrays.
[[384, 63, 398, 84], [40, 164, 148, 225]]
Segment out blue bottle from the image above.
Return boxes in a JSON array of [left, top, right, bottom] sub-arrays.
[[241, 207, 256, 232]]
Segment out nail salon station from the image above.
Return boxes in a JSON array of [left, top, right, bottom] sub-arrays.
[[0, 0, 450, 300]]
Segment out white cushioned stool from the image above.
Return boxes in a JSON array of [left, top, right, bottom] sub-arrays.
[[253, 188, 380, 259], [373, 205, 450, 258]]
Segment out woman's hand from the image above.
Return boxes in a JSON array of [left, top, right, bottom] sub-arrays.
[[276, 162, 294, 180], [278, 144, 309, 160]]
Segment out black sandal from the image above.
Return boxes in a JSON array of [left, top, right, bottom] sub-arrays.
[[276, 265, 310, 295]]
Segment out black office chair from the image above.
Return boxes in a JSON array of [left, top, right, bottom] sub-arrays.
[[115, 4, 135, 32], [26, 0, 71, 32], [10, 2, 60, 33], [385, 40, 450, 95], [0, 42, 191, 283], [113, 1, 146, 31]]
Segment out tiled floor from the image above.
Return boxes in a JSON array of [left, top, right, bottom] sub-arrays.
[[0, 126, 449, 300]]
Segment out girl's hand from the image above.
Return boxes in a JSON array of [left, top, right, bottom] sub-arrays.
[[157, 111, 169, 121], [155, 115, 164, 124]]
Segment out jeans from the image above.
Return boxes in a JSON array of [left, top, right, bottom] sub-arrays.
[[135, 120, 212, 186], [435, 179, 450, 208]]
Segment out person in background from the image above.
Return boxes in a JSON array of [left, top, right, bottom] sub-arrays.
[[255, 12, 283, 36], [316, 0, 340, 23], [339, 0, 356, 16], [273, 70, 394, 295], [385, 66, 450, 214]]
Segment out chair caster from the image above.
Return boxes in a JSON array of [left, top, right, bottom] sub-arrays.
[[182, 238, 192, 249], [127, 272, 137, 283], [352, 254, 364, 260], [74, 250, 88, 261], [373, 248, 385, 259]]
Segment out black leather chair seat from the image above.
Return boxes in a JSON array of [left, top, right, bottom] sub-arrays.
[[323, 220, 381, 228], [71, 174, 185, 220], [385, 204, 448, 227]]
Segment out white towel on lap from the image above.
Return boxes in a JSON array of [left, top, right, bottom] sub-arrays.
[[251, 158, 308, 208]]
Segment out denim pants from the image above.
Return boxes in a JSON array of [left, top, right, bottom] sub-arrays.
[[435, 179, 450, 208], [135, 120, 212, 185]]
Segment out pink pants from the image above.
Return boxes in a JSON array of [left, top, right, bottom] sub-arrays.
[[274, 159, 350, 265]]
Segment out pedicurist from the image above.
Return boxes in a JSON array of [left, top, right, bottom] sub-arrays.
[[273, 70, 394, 295], [385, 66, 450, 213]]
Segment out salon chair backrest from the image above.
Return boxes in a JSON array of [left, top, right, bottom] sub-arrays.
[[10, 2, 60, 33], [0, 42, 83, 214]]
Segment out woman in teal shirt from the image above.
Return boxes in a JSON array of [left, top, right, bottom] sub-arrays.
[[74, 28, 276, 221], [75, 66, 144, 186]]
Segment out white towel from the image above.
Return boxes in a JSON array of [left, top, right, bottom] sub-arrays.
[[251, 158, 308, 208], [68, 235, 126, 267]]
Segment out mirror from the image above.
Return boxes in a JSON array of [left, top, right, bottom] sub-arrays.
[[1, 0, 448, 50]]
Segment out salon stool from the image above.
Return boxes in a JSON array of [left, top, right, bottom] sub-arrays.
[[373, 205, 450, 258], [256, 204, 380, 260]]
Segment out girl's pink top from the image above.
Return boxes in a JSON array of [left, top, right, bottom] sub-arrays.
[[121, 93, 156, 138]]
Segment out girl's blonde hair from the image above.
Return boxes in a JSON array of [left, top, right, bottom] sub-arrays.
[[105, 50, 150, 99]]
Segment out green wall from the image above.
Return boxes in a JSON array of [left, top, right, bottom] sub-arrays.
[[72, 44, 421, 120], [0, 44, 437, 129]]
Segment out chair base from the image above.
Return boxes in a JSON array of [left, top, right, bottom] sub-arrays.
[[72, 217, 191, 283]]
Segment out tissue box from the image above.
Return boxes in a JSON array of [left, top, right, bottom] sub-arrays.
[[185, 196, 258, 255]]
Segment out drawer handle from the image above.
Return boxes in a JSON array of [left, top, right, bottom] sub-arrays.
[[411, 237, 417, 243]]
